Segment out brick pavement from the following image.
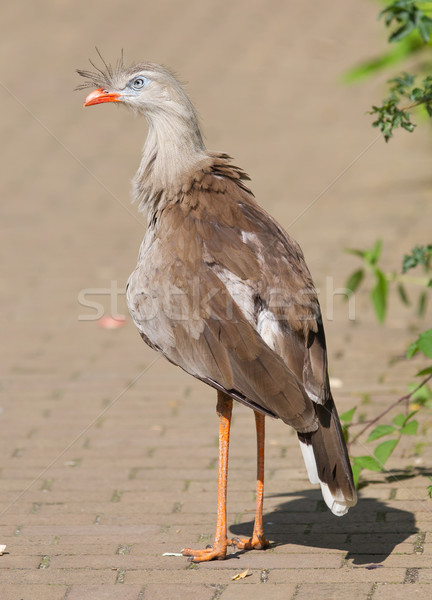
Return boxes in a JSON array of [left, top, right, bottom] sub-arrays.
[[1, 1, 432, 598]]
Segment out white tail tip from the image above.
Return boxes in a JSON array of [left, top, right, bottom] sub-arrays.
[[298, 439, 356, 517], [320, 481, 356, 517]]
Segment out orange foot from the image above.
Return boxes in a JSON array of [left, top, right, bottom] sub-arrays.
[[182, 540, 228, 562], [229, 534, 270, 551]]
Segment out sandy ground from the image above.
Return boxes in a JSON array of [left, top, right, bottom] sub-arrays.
[[1, 1, 432, 598]]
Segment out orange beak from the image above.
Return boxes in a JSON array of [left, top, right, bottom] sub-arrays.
[[84, 88, 121, 107]]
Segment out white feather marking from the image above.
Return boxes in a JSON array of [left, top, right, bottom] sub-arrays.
[[305, 388, 321, 403], [319, 482, 355, 517], [241, 231, 261, 245], [217, 269, 255, 324], [256, 309, 281, 351], [298, 439, 319, 484]]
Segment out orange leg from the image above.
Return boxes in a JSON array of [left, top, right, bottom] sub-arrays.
[[182, 391, 233, 562], [231, 411, 270, 550]]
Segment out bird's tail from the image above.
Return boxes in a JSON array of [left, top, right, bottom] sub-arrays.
[[298, 395, 357, 516]]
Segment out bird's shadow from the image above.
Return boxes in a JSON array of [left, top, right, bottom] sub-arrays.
[[229, 487, 418, 565]]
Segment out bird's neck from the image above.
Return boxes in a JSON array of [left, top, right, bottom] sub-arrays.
[[132, 109, 207, 218]]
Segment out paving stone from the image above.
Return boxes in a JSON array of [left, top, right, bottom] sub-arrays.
[[418, 569, 432, 582], [373, 583, 432, 599], [220, 582, 297, 599], [270, 567, 407, 584], [0, 554, 41, 569], [295, 582, 373, 600], [143, 583, 214, 600], [0, 569, 118, 585], [66, 585, 143, 600], [346, 553, 432, 568], [0, 584, 68, 600]]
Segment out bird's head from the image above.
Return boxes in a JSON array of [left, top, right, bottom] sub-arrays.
[[77, 53, 199, 126], [77, 52, 206, 202]]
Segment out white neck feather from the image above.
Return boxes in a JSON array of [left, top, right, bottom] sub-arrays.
[[132, 101, 207, 218]]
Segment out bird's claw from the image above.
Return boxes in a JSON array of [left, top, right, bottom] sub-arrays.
[[229, 533, 270, 550], [182, 541, 227, 562]]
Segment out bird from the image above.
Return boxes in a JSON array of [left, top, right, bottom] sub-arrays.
[[78, 54, 357, 562]]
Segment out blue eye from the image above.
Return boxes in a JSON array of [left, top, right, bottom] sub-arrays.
[[131, 77, 148, 90]]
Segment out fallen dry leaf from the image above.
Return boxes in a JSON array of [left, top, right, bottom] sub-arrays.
[[232, 567, 251, 581]]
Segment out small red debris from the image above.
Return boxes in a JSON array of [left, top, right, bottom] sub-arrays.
[[98, 315, 126, 329]]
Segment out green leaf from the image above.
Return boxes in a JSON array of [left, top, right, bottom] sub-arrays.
[[408, 381, 432, 404], [345, 269, 364, 297], [339, 407, 357, 423], [342, 38, 419, 83], [418, 19, 432, 43], [374, 439, 399, 465], [407, 340, 419, 358], [371, 268, 388, 323], [402, 244, 432, 272], [388, 71, 415, 93], [397, 283, 410, 306], [389, 22, 415, 43], [418, 291, 428, 318], [353, 455, 382, 472], [417, 329, 432, 359], [416, 366, 432, 376], [367, 425, 397, 442], [345, 248, 366, 259], [402, 410, 420, 426], [427, 477, 432, 498], [401, 420, 418, 435], [393, 413, 406, 427], [366, 240, 382, 266], [341, 425, 349, 444], [351, 460, 363, 488], [410, 87, 425, 102]]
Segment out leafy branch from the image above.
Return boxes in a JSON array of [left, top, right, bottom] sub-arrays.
[[370, 2, 432, 140], [345, 241, 432, 323], [344, 2, 432, 138], [343, 1, 432, 494], [370, 73, 432, 141], [341, 331, 432, 487], [380, 0, 432, 43], [345, 373, 432, 447], [343, 242, 432, 487], [344, 1, 431, 83], [403, 244, 432, 272]]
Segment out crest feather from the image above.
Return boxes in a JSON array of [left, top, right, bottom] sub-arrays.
[[75, 48, 124, 91]]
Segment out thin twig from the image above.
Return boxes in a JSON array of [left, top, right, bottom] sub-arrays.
[[400, 100, 423, 112], [348, 373, 432, 448]]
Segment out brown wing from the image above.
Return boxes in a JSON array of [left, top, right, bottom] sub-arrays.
[[193, 159, 330, 405], [128, 248, 317, 432]]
